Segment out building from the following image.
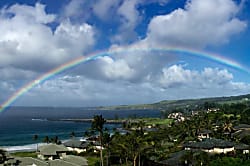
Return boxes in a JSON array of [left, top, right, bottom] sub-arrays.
[[197, 129, 212, 140], [38, 144, 69, 160], [168, 112, 185, 122], [16, 157, 48, 166], [63, 140, 89, 153], [184, 139, 235, 154]]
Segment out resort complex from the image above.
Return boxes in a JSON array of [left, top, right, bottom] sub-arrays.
[[1, 98, 250, 165]]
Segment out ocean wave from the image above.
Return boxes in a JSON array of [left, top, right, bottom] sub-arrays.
[[2, 143, 40, 152], [31, 118, 48, 121], [1, 139, 72, 152]]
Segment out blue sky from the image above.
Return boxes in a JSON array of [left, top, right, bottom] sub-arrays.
[[0, 0, 249, 107]]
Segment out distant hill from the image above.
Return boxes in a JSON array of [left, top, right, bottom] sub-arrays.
[[97, 94, 250, 111]]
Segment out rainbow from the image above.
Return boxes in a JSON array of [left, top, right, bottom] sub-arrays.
[[0, 46, 249, 112]]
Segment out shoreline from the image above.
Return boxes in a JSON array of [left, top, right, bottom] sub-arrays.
[[1, 139, 71, 153], [48, 118, 129, 124]]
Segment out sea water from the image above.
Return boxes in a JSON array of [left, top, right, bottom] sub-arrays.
[[0, 107, 160, 151]]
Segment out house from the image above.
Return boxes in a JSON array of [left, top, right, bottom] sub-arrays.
[[63, 140, 89, 153], [160, 150, 188, 166], [234, 124, 250, 131], [15, 155, 88, 166], [16, 157, 48, 166], [234, 143, 250, 154], [62, 155, 88, 166], [168, 112, 185, 122], [38, 144, 69, 160], [184, 139, 235, 154], [48, 156, 88, 166], [197, 129, 212, 140]]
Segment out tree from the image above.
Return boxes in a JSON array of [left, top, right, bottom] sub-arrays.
[[43, 136, 50, 144], [70, 131, 76, 138], [91, 115, 106, 166], [103, 131, 112, 166], [51, 136, 60, 144], [33, 134, 39, 152]]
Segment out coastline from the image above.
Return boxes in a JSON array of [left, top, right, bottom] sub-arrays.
[[2, 139, 71, 153], [48, 118, 129, 124]]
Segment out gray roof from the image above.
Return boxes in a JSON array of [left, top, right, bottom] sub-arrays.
[[38, 144, 69, 156], [63, 155, 88, 166], [232, 130, 250, 139], [48, 159, 78, 166], [234, 124, 250, 130], [16, 157, 48, 166], [184, 139, 234, 149], [235, 143, 250, 150], [160, 150, 187, 166], [63, 140, 88, 149]]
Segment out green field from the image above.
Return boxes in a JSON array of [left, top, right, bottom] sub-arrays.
[[141, 118, 173, 125], [11, 151, 37, 158]]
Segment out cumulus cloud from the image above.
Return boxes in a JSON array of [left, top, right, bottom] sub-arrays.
[[112, 0, 141, 43], [158, 65, 242, 91], [8, 3, 56, 24], [11, 66, 250, 106], [93, 0, 122, 21], [0, 67, 37, 81], [0, 3, 95, 72], [74, 48, 176, 82], [144, 0, 247, 48]]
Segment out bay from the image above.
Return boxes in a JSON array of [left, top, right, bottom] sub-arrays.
[[0, 107, 160, 150]]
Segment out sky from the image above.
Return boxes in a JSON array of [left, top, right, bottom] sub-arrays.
[[0, 0, 249, 107]]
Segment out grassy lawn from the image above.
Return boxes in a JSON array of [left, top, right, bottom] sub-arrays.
[[86, 156, 100, 166], [11, 151, 37, 158], [143, 118, 173, 125]]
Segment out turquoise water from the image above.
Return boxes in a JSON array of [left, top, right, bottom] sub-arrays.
[[0, 107, 160, 150]]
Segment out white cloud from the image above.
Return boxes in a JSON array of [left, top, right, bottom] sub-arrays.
[[159, 65, 197, 88], [62, 0, 85, 19], [8, 3, 56, 24], [144, 0, 247, 48], [113, 0, 141, 43], [158, 65, 244, 92], [93, 0, 122, 20], [12, 67, 250, 107], [0, 3, 95, 72], [98, 56, 136, 80], [0, 67, 37, 81]]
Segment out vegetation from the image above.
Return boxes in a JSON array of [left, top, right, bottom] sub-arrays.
[[11, 151, 37, 158], [0, 149, 7, 164], [91, 115, 106, 166], [97, 94, 250, 111], [86, 99, 250, 165], [8, 95, 250, 166]]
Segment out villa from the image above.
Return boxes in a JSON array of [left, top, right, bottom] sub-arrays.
[[63, 140, 89, 153], [184, 139, 235, 154], [197, 129, 212, 140], [38, 144, 69, 160]]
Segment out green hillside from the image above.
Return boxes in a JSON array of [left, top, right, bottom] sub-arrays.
[[98, 94, 250, 111]]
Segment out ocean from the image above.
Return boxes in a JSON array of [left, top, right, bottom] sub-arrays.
[[0, 107, 160, 152]]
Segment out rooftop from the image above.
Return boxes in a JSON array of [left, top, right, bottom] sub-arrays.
[[63, 140, 88, 149], [38, 144, 69, 156], [184, 139, 234, 149]]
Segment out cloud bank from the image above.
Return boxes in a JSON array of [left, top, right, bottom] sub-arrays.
[[0, 0, 249, 107]]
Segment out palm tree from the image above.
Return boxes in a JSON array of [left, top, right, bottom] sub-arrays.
[[103, 132, 112, 166], [33, 134, 39, 152], [70, 131, 76, 138], [91, 115, 106, 166], [43, 136, 50, 144]]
